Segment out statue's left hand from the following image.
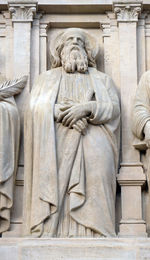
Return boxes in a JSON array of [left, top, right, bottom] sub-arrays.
[[57, 103, 91, 128], [54, 103, 72, 121]]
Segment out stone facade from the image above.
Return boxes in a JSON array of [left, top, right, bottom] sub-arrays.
[[1, 0, 150, 258]]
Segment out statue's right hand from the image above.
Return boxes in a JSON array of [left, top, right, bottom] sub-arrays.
[[144, 121, 150, 148], [73, 118, 88, 135]]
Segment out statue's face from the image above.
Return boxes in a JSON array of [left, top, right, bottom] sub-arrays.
[[64, 32, 85, 50], [61, 31, 88, 73]]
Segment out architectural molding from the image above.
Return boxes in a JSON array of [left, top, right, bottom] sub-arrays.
[[39, 22, 49, 37], [100, 21, 111, 37], [113, 1, 142, 22], [8, 1, 37, 22]]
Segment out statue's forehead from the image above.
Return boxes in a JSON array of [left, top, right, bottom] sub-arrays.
[[63, 31, 85, 40]]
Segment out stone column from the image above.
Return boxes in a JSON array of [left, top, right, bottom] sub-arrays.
[[8, 0, 37, 90], [113, 0, 147, 237], [2, 12, 13, 80], [31, 13, 42, 88], [107, 12, 120, 91], [8, 0, 37, 164], [137, 13, 147, 80], [39, 22, 48, 73], [101, 22, 112, 76], [145, 14, 150, 71], [0, 13, 6, 76], [4, 0, 37, 237]]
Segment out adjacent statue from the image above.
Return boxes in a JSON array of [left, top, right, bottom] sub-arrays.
[[132, 71, 150, 145], [0, 75, 27, 234], [23, 28, 120, 237], [132, 71, 150, 188]]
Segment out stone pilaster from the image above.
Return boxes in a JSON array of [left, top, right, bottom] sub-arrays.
[[4, 1, 38, 237], [39, 22, 49, 73], [31, 13, 42, 87], [145, 14, 150, 71], [8, 0, 37, 138], [100, 22, 112, 76], [2, 12, 13, 80], [107, 12, 120, 91], [137, 12, 147, 80], [8, 0, 37, 88], [113, 0, 147, 237], [0, 13, 7, 76]]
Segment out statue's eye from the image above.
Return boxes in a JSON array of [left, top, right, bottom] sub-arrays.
[[66, 37, 73, 41], [77, 38, 84, 44]]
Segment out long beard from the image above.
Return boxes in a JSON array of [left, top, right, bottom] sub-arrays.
[[61, 45, 88, 73]]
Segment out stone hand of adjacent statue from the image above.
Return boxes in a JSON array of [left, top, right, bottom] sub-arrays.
[[144, 121, 150, 148], [57, 103, 91, 128]]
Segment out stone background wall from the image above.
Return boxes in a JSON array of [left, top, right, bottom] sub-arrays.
[[0, 0, 150, 238]]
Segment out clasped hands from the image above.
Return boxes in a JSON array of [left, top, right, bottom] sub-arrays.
[[55, 101, 91, 135]]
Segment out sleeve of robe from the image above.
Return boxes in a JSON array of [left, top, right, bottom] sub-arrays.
[[87, 71, 120, 169], [132, 71, 150, 140], [0, 75, 20, 233], [89, 73, 120, 125]]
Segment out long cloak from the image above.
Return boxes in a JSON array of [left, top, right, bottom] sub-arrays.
[[23, 67, 120, 237]]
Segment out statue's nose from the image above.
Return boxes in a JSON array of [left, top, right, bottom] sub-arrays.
[[72, 37, 78, 44]]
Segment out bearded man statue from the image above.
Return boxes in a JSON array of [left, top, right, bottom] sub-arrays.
[[23, 28, 120, 238]]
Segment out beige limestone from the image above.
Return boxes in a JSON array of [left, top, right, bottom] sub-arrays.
[[0, 0, 150, 242], [1, 238, 150, 259]]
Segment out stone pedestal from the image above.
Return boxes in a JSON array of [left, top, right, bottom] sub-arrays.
[[117, 167, 147, 237], [1, 238, 150, 260]]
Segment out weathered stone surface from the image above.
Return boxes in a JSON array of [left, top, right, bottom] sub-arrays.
[[0, 238, 150, 259], [0, 0, 150, 243]]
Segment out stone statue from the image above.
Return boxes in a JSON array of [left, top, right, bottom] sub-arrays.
[[23, 28, 120, 238], [0, 75, 27, 234]]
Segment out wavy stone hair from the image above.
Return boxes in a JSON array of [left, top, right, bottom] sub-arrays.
[[50, 30, 97, 69]]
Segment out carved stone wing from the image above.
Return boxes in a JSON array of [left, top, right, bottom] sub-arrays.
[[0, 75, 28, 101]]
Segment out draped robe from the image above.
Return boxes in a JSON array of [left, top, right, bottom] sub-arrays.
[[0, 76, 20, 233], [23, 67, 120, 237]]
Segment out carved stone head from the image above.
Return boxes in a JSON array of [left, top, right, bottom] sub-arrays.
[[50, 28, 99, 73]]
